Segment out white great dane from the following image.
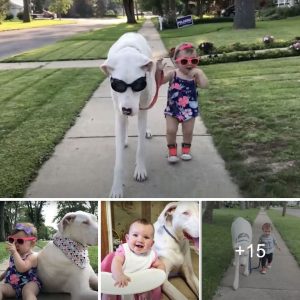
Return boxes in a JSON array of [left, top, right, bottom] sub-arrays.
[[231, 217, 252, 290], [154, 202, 199, 300], [100, 32, 155, 198], [38, 211, 98, 300]]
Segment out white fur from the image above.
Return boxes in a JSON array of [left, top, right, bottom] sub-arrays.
[[100, 32, 155, 197], [231, 217, 252, 290], [154, 202, 199, 300], [37, 211, 98, 300]]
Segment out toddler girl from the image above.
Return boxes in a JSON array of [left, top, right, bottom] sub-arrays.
[[102, 218, 165, 300], [258, 222, 281, 274], [0, 223, 42, 300], [157, 42, 208, 162]]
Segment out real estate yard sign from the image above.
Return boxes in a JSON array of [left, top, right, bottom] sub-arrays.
[[176, 15, 193, 28]]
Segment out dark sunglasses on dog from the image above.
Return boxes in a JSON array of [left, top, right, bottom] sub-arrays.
[[110, 76, 147, 93], [7, 236, 36, 244]]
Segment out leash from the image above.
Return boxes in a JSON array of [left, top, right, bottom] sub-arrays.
[[139, 69, 164, 110], [163, 225, 179, 243]]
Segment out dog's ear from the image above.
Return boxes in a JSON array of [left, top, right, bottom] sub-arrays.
[[100, 61, 114, 76], [157, 202, 178, 225], [58, 213, 77, 233], [141, 60, 153, 73]]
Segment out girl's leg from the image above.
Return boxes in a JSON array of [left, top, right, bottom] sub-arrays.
[[166, 115, 179, 145], [166, 116, 179, 163], [0, 283, 16, 300], [134, 291, 151, 300], [21, 282, 39, 300], [181, 118, 196, 160], [182, 117, 196, 144]]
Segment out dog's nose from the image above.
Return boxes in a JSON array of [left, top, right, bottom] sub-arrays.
[[122, 107, 132, 116]]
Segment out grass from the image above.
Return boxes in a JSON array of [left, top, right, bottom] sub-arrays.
[[0, 68, 105, 197], [0, 19, 75, 31], [0, 242, 8, 263], [202, 208, 259, 300], [267, 209, 300, 266], [159, 16, 300, 50], [200, 57, 300, 197], [0, 242, 98, 272], [88, 245, 98, 273], [4, 21, 144, 62]]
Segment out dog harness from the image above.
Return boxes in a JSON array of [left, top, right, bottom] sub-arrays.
[[53, 236, 89, 269], [5, 254, 42, 298]]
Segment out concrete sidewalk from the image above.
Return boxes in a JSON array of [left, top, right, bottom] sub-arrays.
[[22, 19, 240, 198], [213, 209, 300, 300]]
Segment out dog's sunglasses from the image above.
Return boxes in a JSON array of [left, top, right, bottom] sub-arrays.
[[7, 236, 36, 244], [110, 76, 147, 93], [175, 56, 200, 66]]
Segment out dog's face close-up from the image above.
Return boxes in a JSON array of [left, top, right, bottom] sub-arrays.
[[58, 211, 98, 246], [101, 49, 153, 116]]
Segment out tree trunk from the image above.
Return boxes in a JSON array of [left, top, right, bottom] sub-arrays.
[[23, 0, 31, 23], [167, 0, 176, 26], [203, 202, 214, 224], [282, 202, 287, 217], [196, 0, 203, 17], [240, 201, 246, 210], [0, 202, 5, 241], [123, 0, 136, 24], [234, 0, 255, 29]]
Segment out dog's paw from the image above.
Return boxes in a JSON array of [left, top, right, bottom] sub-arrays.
[[145, 129, 152, 139], [244, 270, 249, 276], [109, 186, 123, 198], [233, 281, 238, 290], [134, 165, 148, 182]]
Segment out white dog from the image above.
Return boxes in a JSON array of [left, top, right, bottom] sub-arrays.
[[153, 202, 199, 300], [100, 32, 155, 198], [231, 217, 252, 290], [37, 211, 98, 300]]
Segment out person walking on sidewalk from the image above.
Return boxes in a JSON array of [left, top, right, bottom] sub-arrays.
[[258, 222, 281, 274], [157, 42, 209, 163], [0, 223, 42, 300]]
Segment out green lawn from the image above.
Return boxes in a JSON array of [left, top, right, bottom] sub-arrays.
[[0, 242, 8, 263], [200, 57, 300, 197], [267, 209, 300, 266], [0, 19, 75, 31], [203, 208, 259, 300], [4, 21, 144, 62], [0, 68, 105, 197], [160, 16, 300, 50]]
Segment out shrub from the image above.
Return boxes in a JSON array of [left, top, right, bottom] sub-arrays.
[[5, 13, 14, 20], [17, 11, 24, 20]]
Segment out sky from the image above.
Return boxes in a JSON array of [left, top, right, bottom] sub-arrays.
[[43, 201, 58, 229]]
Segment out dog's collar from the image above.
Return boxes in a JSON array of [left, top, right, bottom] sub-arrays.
[[163, 225, 179, 243], [53, 236, 89, 269]]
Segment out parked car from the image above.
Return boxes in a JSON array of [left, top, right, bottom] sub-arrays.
[[221, 5, 235, 17]]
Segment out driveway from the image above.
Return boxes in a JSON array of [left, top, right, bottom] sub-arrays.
[[272, 207, 300, 218], [0, 18, 125, 60]]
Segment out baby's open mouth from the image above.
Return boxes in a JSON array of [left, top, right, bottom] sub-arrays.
[[135, 243, 144, 248]]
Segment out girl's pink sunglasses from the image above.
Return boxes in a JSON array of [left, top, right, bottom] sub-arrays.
[[175, 56, 200, 66], [7, 236, 36, 244]]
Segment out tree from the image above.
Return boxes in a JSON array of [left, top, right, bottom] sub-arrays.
[[0, 201, 5, 241], [25, 201, 46, 230], [234, 0, 255, 29], [203, 201, 215, 224], [49, 0, 73, 19], [123, 0, 135, 23], [97, 0, 107, 17], [282, 201, 287, 217], [0, 0, 8, 24], [23, 0, 31, 22], [53, 201, 98, 222]]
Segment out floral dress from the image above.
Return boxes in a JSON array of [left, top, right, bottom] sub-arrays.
[[5, 254, 42, 298], [165, 72, 199, 122]]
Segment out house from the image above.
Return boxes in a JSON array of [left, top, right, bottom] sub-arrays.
[[274, 0, 299, 6], [9, 0, 23, 18]]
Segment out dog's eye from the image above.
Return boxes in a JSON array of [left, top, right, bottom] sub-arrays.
[[82, 221, 90, 225], [183, 211, 190, 216]]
